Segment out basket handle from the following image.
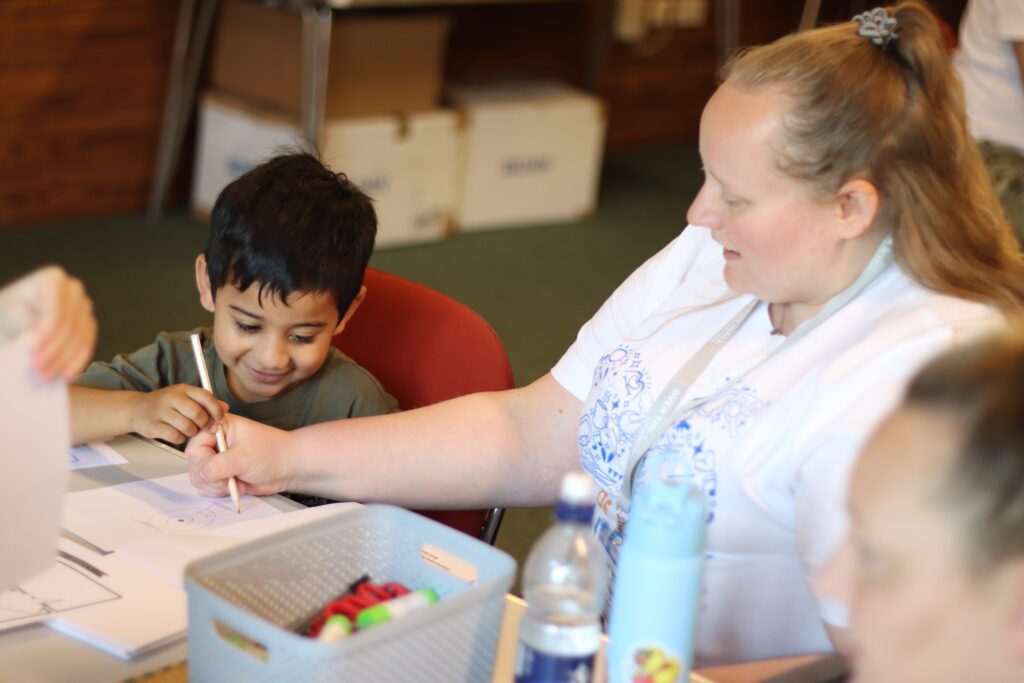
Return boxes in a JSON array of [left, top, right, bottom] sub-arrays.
[[212, 618, 271, 663]]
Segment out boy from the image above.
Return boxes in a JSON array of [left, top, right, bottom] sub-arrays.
[[70, 152, 396, 448]]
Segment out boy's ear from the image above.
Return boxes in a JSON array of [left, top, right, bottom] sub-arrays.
[[195, 255, 216, 313], [333, 286, 366, 336]]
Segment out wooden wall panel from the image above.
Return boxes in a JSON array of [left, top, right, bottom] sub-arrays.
[[0, 0, 965, 228], [0, 1, 178, 227]]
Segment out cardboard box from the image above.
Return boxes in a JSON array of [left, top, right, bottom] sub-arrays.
[[191, 93, 304, 218], [322, 111, 460, 247], [211, 0, 448, 119], [448, 81, 607, 231], [191, 92, 459, 248]]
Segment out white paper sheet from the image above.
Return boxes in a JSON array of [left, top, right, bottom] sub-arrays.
[[68, 442, 128, 470], [0, 335, 69, 590], [62, 473, 283, 553], [1, 537, 186, 659], [118, 501, 360, 586]]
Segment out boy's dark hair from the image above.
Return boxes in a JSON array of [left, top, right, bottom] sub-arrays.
[[206, 152, 376, 317]]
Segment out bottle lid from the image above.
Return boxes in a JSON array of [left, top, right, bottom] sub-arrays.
[[559, 471, 594, 505], [555, 471, 596, 523]]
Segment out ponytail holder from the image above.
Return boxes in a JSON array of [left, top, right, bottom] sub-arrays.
[[854, 7, 899, 47]]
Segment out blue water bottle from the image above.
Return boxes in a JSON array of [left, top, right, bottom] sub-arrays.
[[606, 475, 706, 683]]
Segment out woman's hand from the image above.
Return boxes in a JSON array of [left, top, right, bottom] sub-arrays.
[[0, 266, 97, 379], [185, 414, 295, 498]]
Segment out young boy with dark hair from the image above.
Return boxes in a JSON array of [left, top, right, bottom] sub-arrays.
[[70, 152, 396, 448]]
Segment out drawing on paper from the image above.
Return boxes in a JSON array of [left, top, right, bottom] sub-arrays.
[[0, 558, 120, 624], [63, 473, 283, 551], [142, 500, 254, 533]]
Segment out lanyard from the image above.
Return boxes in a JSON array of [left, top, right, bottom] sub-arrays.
[[614, 234, 895, 524]]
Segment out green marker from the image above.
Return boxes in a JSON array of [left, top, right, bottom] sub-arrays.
[[355, 588, 440, 630]]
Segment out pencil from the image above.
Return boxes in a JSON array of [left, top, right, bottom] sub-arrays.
[[189, 333, 241, 513]]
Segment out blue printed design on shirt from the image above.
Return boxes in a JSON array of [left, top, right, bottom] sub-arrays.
[[693, 380, 765, 438], [579, 347, 652, 489], [580, 347, 767, 533]]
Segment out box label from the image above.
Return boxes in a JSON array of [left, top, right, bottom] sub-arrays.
[[419, 543, 477, 584]]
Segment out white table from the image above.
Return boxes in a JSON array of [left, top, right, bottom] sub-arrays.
[[2, 435, 823, 682]]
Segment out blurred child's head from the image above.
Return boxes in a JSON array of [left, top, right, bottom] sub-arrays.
[[819, 332, 1024, 683], [195, 152, 376, 403]]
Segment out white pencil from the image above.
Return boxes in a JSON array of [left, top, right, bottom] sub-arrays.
[[189, 333, 241, 513]]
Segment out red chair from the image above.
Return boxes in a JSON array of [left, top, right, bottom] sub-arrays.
[[332, 268, 514, 544]]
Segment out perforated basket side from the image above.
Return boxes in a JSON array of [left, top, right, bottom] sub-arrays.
[[185, 505, 516, 683]]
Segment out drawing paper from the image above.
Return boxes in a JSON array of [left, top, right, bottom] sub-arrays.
[[62, 473, 282, 553], [68, 442, 128, 470], [1, 537, 186, 659], [118, 501, 360, 586]]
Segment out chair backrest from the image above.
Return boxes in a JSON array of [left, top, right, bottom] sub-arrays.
[[332, 268, 515, 544]]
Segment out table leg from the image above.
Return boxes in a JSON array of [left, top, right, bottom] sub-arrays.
[[301, 5, 333, 150]]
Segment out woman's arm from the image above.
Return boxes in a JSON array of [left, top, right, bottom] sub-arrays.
[[187, 373, 584, 509]]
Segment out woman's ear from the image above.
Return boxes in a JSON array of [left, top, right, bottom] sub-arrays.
[[835, 178, 881, 240], [195, 254, 216, 313], [333, 286, 366, 336]]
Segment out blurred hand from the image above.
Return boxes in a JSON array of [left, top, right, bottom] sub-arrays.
[[129, 384, 227, 445], [186, 414, 293, 498], [0, 266, 97, 379]]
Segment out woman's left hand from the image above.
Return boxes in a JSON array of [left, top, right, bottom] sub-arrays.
[[0, 266, 97, 380]]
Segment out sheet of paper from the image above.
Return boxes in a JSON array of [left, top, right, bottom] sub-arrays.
[[62, 473, 283, 553], [118, 501, 360, 587], [48, 549, 186, 659], [68, 442, 128, 470], [0, 335, 69, 590], [0, 537, 186, 660]]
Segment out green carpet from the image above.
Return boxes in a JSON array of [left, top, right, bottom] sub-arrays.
[[0, 143, 702, 591]]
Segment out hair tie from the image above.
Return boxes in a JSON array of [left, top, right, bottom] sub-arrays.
[[854, 7, 899, 48]]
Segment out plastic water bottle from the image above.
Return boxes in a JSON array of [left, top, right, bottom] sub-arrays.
[[606, 475, 706, 683], [514, 471, 607, 683]]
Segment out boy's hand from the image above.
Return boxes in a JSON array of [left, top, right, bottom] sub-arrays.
[[130, 384, 226, 445], [186, 415, 292, 498]]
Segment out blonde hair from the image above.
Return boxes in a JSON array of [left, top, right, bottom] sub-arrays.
[[722, 1, 1024, 317]]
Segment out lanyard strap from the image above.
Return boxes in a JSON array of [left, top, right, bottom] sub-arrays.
[[616, 234, 894, 513]]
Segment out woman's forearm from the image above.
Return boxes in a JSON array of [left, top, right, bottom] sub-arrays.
[[287, 374, 582, 509]]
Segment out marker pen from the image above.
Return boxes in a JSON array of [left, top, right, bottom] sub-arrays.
[[317, 615, 353, 642], [355, 588, 439, 629]]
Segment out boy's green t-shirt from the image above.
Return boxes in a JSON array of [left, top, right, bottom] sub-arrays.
[[75, 328, 398, 508], [75, 328, 398, 429]]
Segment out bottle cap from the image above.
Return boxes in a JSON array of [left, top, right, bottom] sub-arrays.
[[624, 475, 706, 558], [559, 471, 594, 505], [555, 471, 596, 523]]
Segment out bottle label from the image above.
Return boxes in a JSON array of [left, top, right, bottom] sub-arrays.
[[514, 641, 596, 683], [621, 644, 685, 683]]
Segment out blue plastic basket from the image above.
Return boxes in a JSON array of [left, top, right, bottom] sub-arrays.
[[185, 505, 516, 682]]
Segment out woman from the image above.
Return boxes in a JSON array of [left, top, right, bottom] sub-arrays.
[[818, 332, 1024, 682], [187, 2, 1024, 664]]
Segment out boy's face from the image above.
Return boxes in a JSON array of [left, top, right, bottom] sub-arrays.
[[196, 256, 363, 403]]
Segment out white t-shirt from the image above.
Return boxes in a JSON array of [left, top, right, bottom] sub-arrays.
[[954, 0, 1024, 151], [551, 226, 1000, 665]]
